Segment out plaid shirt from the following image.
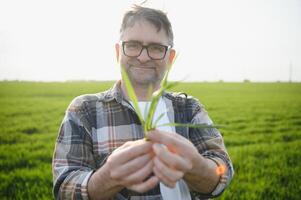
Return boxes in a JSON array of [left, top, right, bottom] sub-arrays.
[[52, 81, 234, 200]]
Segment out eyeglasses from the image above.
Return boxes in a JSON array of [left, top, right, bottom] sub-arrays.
[[122, 41, 171, 60]]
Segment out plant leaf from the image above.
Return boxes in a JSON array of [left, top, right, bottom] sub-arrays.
[[157, 122, 225, 129], [145, 89, 164, 131], [143, 101, 150, 121], [161, 53, 178, 88], [121, 66, 145, 128], [152, 112, 166, 129], [145, 53, 178, 132]]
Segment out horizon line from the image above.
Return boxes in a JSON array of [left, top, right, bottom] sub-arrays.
[[0, 79, 300, 83]]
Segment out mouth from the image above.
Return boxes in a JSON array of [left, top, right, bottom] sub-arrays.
[[131, 65, 156, 70]]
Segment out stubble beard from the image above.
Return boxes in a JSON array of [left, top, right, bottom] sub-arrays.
[[125, 61, 165, 89]]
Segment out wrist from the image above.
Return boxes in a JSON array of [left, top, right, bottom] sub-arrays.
[[87, 163, 123, 200], [188, 154, 208, 175], [99, 162, 123, 188], [184, 155, 220, 194]]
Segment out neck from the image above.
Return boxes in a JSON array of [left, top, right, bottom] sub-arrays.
[[120, 81, 160, 101]]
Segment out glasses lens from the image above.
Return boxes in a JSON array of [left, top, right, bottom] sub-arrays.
[[123, 42, 142, 57], [147, 44, 166, 60]]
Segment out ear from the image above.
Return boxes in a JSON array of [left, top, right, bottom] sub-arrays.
[[168, 49, 176, 65], [115, 43, 120, 62]]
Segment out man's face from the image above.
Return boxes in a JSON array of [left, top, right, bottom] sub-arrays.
[[116, 20, 175, 87]]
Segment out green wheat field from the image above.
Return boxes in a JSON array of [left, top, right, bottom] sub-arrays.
[[0, 81, 300, 199]]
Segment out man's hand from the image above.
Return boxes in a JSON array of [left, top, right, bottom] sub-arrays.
[[106, 139, 159, 193], [87, 139, 159, 200], [147, 129, 206, 188]]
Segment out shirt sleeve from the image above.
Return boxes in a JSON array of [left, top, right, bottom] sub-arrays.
[[52, 97, 96, 200], [188, 99, 234, 199]]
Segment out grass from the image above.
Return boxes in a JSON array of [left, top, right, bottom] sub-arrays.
[[0, 81, 300, 199]]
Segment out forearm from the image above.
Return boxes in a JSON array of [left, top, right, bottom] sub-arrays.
[[88, 163, 124, 200], [184, 155, 220, 194]]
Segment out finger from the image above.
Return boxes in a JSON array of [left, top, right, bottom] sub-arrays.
[[148, 129, 182, 144], [153, 157, 184, 184], [122, 159, 154, 185], [118, 141, 133, 149], [110, 153, 152, 179], [108, 140, 153, 165], [112, 141, 135, 153], [153, 143, 192, 172], [127, 176, 159, 193], [148, 130, 192, 156], [153, 165, 176, 188]]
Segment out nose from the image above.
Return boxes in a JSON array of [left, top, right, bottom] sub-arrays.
[[137, 48, 150, 62]]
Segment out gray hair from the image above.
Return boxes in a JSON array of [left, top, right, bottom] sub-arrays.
[[120, 5, 174, 47]]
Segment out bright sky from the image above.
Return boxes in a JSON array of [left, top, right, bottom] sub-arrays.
[[0, 0, 300, 82]]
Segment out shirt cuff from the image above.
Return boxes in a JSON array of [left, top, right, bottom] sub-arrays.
[[190, 157, 230, 199], [58, 170, 94, 200], [206, 157, 229, 196], [81, 171, 94, 200]]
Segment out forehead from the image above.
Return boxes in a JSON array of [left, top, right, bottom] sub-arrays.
[[121, 20, 169, 44]]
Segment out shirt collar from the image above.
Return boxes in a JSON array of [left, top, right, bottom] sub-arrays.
[[102, 80, 175, 105], [103, 80, 123, 103]]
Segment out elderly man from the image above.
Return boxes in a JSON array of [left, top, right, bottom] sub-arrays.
[[52, 5, 234, 200]]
